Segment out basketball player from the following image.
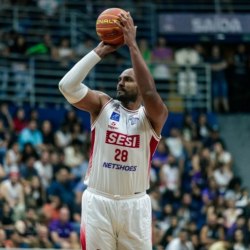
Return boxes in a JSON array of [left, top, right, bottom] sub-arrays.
[[59, 12, 168, 250]]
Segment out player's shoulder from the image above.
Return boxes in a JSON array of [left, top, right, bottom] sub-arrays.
[[92, 90, 111, 104]]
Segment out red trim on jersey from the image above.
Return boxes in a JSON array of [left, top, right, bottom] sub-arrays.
[[142, 107, 161, 139], [148, 136, 159, 179], [86, 128, 95, 179], [80, 226, 86, 250]]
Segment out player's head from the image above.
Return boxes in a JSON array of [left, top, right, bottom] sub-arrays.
[[116, 68, 139, 104]]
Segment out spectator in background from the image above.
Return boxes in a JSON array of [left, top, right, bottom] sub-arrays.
[[223, 198, 243, 231], [26, 33, 56, 57], [34, 149, 53, 188], [210, 141, 233, 168], [0, 103, 13, 131], [194, 43, 207, 63], [18, 119, 43, 150], [150, 188, 163, 221], [62, 109, 82, 133], [227, 215, 247, 242], [24, 175, 45, 208], [49, 206, 80, 249], [152, 37, 173, 80], [74, 38, 94, 59], [70, 121, 89, 144], [151, 138, 169, 181], [165, 127, 185, 171], [13, 107, 28, 134], [50, 149, 70, 177], [175, 45, 200, 97], [40, 120, 55, 149], [202, 177, 219, 205], [159, 154, 180, 194], [203, 126, 225, 150], [160, 215, 180, 248], [64, 139, 84, 169], [200, 212, 225, 249], [4, 141, 21, 171], [209, 45, 230, 113], [42, 195, 61, 224], [196, 113, 212, 144], [54, 122, 71, 149], [166, 228, 194, 250], [152, 37, 173, 64], [175, 45, 201, 66], [20, 155, 39, 181], [37, 0, 62, 17], [35, 224, 54, 248], [190, 153, 206, 189], [0, 166, 25, 221], [0, 201, 15, 233], [208, 241, 231, 250], [230, 44, 250, 112], [232, 229, 248, 250], [53, 37, 76, 68], [0, 228, 7, 247], [181, 113, 199, 158], [9, 34, 27, 55], [20, 142, 39, 164], [138, 38, 152, 70], [29, 109, 40, 123], [47, 168, 74, 211]]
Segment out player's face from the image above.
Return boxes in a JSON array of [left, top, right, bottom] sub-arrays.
[[116, 68, 138, 103]]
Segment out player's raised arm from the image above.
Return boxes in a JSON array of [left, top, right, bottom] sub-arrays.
[[118, 12, 168, 135], [58, 42, 116, 116]]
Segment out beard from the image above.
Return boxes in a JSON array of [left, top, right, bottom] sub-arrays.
[[116, 91, 138, 104]]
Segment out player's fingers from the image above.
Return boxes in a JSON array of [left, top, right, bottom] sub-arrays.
[[116, 19, 124, 29], [127, 12, 134, 24], [118, 14, 128, 26]]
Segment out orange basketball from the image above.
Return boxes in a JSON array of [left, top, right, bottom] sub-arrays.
[[96, 8, 126, 46]]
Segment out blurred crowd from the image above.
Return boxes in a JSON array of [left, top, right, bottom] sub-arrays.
[[1, 0, 250, 114], [0, 102, 249, 250], [0, 102, 89, 249], [1, 25, 250, 113]]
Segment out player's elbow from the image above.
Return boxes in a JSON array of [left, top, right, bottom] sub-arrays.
[[58, 78, 66, 93]]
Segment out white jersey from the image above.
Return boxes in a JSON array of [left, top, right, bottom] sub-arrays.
[[84, 99, 160, 195]]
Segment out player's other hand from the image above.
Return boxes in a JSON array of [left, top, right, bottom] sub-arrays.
[[94, 41, 121, 58], [117, 12, 137, 47]]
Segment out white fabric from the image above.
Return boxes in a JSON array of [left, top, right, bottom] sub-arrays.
[[166, 137, 184, 158], [58, 50, 101, 103], [161, 164, 179, 191], [1, 179, 23, 201], [81, 188, 152, 250], [166, 238, 194, 250], [213, 168, 232, 187], [34, 161, 53, 188], [84, 99, 160, 195], [175, 48, 200, 66]]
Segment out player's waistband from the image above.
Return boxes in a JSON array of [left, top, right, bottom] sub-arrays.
[[87, 187, 146, 200]]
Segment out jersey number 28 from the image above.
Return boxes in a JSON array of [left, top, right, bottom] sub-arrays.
[[114, 149, 128, 162]]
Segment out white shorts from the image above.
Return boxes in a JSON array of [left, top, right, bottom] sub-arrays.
[[80, 188, 152, 250]]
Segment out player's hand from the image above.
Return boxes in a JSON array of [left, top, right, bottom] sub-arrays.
[[94, 41, 120, 58], [117, 12, 137, 47]]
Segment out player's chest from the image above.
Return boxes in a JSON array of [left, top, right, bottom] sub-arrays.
[[106, 109, 142, 134]]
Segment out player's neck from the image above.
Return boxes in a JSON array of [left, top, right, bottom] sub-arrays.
[[121, 100, 141, 111]]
